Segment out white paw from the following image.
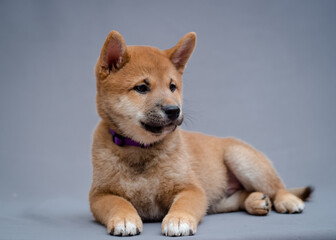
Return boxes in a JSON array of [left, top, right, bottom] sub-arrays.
[[274, 192, 305, 214], [108, 217, 142, 236], [162, 214, 196, 237], [112, 221, 138, 236]]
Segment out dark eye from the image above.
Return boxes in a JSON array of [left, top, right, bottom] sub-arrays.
[[133, 84, 150, 94], [170, 83, 177, 92]]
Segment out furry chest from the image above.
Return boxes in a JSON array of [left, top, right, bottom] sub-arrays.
[[118, 175, 166, 221]]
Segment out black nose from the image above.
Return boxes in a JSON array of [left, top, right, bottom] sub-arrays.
[[163, 105, 180, 121]]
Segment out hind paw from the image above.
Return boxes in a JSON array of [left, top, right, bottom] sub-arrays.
[[244, 192, 271, 216], [274, 190, 305, 214]]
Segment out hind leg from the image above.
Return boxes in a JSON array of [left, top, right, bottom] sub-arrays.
[[209, 190, 272, 216], [222, 138, 305, 214]]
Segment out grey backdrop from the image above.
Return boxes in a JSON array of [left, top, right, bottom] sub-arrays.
[[1, 0, 336, 239]]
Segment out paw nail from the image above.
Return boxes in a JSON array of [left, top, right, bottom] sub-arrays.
[[262, 195, 266, 200], [136, 228, 140, 235], [109, 228, 114, 235], [189, 229, 194, 235]]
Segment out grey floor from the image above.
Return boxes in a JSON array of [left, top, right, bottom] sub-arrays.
[[1, 190, 335, 240], [1, 0, 336, 239]]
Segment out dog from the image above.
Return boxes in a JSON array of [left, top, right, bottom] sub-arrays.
[[89, 31, 312, 237]]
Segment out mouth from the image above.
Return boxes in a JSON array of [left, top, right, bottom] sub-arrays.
[[141, 122, 177, 134]]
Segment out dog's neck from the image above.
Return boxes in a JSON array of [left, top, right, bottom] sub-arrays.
[[109, 129, 151, 148], [101, 120, 182, 175], [103, 117, 146, 147], [103, 119, 178, 149]]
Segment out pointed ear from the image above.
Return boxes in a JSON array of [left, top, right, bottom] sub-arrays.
[[165, 32, 196, 74], [98, 31, 129, 74]]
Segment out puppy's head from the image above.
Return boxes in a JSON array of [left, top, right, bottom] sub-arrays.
[[95, 31, 196, 145]]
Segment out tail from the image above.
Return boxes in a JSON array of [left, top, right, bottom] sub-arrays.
[[288, 186, 314, 201]]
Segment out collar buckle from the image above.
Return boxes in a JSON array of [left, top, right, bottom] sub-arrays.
[[112, 133, 125, 146]]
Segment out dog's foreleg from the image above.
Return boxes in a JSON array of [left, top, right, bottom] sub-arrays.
[[89, 192, 143, 236], [222, 138, 305, 214], [161, 184, 207, 237]]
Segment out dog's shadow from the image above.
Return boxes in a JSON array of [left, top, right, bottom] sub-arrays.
[[19, 198, 166, 237]]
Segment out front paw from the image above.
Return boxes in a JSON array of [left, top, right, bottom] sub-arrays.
[[107, 214, 143, 236], [161, 213, 197, 237]]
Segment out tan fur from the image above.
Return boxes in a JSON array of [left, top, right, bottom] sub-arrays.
[[89, 31, 313, 237]]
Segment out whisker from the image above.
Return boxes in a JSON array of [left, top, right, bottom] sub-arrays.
[[181, 101, 197, 129]]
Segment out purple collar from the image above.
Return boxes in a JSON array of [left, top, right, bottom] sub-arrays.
[[110, 129, 151, 148]]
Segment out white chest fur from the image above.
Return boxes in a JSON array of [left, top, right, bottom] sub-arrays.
[[118, 173, 164, 220]]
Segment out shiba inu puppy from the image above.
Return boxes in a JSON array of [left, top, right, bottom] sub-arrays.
[[89, 31, 312, 237]]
